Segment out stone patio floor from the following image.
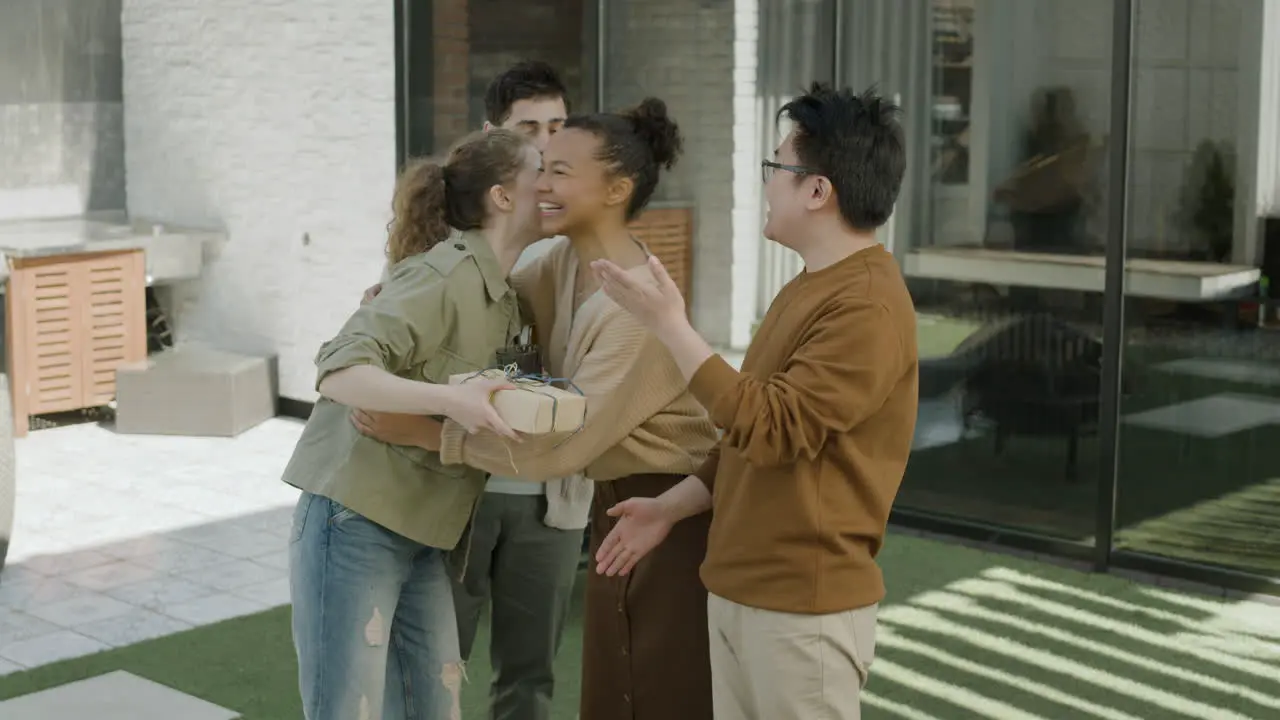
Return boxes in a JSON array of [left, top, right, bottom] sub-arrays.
[[1, 417, 305, 674]]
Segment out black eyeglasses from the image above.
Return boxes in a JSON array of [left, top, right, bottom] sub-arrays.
[[761, 160, 816, 183]]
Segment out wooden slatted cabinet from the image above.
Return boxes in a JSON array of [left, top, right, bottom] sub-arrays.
[[628, 205, 694, 313], [5, 250, 147, 437]]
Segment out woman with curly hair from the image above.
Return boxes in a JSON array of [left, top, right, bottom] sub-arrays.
[[282, 128, 546, 720]]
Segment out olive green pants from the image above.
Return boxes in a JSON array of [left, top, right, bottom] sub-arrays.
[[453, 492, 584, 720]]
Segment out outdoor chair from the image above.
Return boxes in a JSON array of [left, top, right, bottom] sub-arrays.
[[952, 313, 1104, 482]]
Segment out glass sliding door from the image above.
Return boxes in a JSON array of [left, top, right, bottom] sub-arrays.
[[1113, 0, 1280, 580], [397, 0, 598, 162], [873, 0, 1116, 542]]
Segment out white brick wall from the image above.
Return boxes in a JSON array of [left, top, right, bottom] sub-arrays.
[[731, 0, 761, 349], [121, 0, 396, 402]]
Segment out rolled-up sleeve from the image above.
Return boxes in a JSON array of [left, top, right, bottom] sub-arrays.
[[314, 262, 455, 390]]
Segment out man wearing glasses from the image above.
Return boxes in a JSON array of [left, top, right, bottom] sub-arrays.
[[590, 83, 919, 719]]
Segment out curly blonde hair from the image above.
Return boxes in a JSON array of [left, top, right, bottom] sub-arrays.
[[386, 128, 531, 265]]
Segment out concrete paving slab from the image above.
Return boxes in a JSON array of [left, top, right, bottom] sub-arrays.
[[0, 670, 239, 719]]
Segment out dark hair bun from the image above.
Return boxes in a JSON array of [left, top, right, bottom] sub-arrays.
[[625, 97, 683, 170]]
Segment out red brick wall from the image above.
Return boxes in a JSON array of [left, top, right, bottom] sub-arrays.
[[427, 0, 590, 150], [468, 0, 589, 121], [432, 0, 470, 150]]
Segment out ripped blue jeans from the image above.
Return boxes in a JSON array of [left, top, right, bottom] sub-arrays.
[[289, 492, 463, 720]]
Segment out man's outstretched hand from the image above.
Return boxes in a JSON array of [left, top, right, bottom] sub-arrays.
[[594, 497, 675, 577], [591, 255, 686, 334], [592, 255, 714, 380]]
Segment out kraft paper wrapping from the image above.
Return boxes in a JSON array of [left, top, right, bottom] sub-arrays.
[[448, 367, 586, 435]]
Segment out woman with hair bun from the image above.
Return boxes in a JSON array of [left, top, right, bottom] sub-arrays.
[[355, 98, 718, 717], [282, 128, 547, 720]]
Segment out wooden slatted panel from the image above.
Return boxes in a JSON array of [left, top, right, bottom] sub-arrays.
[[79, 251, 147, 406], [628, 206, 693, 311], [20, 263, 83, 415]]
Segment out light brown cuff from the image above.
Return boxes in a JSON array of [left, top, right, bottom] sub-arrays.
[[687, 354, 740, 428], [439, 420, 467, 466]]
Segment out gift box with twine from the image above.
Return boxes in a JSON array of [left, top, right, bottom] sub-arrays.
[[448, 365, 586, 435]]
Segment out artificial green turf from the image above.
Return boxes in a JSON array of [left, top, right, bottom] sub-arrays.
[[0, 532, 1273, 719], [0, 586, 585, 719]]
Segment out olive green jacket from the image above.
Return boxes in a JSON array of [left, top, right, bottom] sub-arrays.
[[281, 231, 521, 549]]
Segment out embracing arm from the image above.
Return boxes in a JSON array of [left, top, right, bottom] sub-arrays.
[[439, 312, 686, 480], [320, 366, 457, 414], [688, 300, 903, 468], [315, 263, 457, 415]]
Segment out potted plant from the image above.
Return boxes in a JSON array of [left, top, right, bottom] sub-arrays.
[[1179, 140, 1235, 262]]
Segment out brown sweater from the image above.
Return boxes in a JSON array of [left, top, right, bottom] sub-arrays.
[[690, 244, 918, 614]]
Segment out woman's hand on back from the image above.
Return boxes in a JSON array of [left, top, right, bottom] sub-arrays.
[[362, 283, 383, 305], [351, 377, 519, 445], [350, 410, 442, 450]]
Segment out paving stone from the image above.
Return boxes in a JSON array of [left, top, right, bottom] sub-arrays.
[[63, 560, 163, 592], [160, 593, 268, 626], [6, 549, 115, 578], [25, 593, 135, 628], [104, 576, 217, 610], [74, 609, 194, 647], [231, 577, 291, 608], [0, 630, 108, 667], [0, 670, 240, 719], [0, 576, 88, 611], [0, 610, 63, 646]]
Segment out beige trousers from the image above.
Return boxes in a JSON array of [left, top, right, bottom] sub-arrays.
[[707, 592, 877, 720]]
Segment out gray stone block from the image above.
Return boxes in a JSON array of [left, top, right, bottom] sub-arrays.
[[115, 346, 277, 437]]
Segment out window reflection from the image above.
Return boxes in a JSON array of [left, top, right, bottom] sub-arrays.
[[897, 0, 1279, 575], [901, 0, 1114, 540], [1115, 0, 1279, 578]]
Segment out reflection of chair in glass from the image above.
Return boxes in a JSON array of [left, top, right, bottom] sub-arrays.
[[951, 313, 1104, 481], [992, 87, 1100, 255]]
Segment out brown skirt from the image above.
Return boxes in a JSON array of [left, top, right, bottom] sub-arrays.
[[580, 473, 713, 720]]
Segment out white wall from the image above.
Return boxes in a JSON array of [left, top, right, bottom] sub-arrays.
[[961, 0, 1265, 260], [1130, 0, 1262, 261], [121, 0, 396, 401], [730, 0, 761, 349], [1258, 0, 1280, 216]]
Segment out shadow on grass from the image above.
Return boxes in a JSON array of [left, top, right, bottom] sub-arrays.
[[865, 562, 1280, 719]]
